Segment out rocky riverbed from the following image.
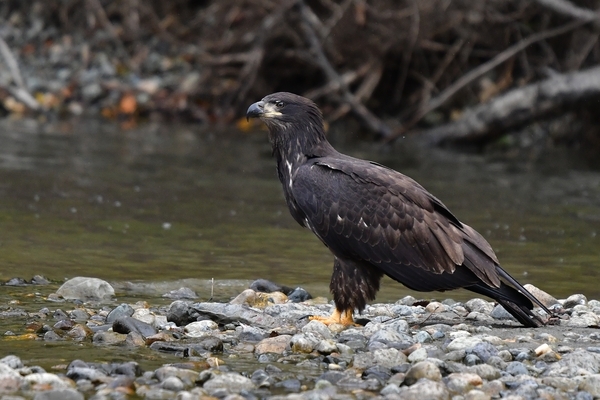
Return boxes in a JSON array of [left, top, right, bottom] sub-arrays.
[[1, 276, 600, 399]]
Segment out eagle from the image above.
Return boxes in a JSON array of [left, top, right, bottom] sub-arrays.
[[246, 92, 549, 327]]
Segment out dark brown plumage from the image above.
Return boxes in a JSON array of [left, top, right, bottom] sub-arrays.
[[246, 92, 549, 327]]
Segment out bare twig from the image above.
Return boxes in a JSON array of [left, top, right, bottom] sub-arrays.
[[535, 0, 600, 22], [386, 19, 589, 142], [298, 0, 391, 136]]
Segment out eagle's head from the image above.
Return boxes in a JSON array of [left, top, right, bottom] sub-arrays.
[[246, 92, 323, 133]]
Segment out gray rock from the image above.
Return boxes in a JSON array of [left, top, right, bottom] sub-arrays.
[[446, 336, 483, 352], [66, 367, 108, 382], [161, 376, 185, 391], [290, 333, 319, 353], [106, 304, 135, 324], [407, 347, 428, 363], [166, 300, 198, 326], [465, 298, 493, 314], [467, 342, 498, 362], [404, 361, 442, 385], [445, 372, 483, 395], [563, 293, 587, 308], [302, 320, 332, 339], [184, 320, 218, 338], [0, 362, 23, 393], [202, 372, 255, 394], [112, 316, 157, 337], [490, 304, 516, 321], [578, 374, 600, 397], [191, 303, 278, 329], [56, 277, 114, 301], [0, 355, 23, 369], [163, 287, 198, 299], [353, 348, 408, 369], [397, 378, 450, 399], [315, 339, 337, 354], [564, 312, 599, 327], [464, 364, 501, 380], [524, 284, 560, 308], [23, 372, 73, 389], [92, 331, 127, 345], [545, 349, 600, 376], [154, 366, 200, 387], [255, 335, 292, 355], [33, 389, 84, 400], [506, 361, 529, 376]]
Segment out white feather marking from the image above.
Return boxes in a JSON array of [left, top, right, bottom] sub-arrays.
[[286, 160, 293, 189], [359, 217, 368, 228], [337, 215, 343, 223]]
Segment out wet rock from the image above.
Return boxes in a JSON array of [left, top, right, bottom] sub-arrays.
[[445, 372, 483, 395], [0, 355, 23, 369], [254, 335, 292, 355], [545, 350, 600, 376], [287, 287, 312, 302], [563, 293, 587, 308], [5, 277, 28, 286], [202, 372, 255, 395], [92, 331, 127, 345], [31, 275, 50, 285], [446, 335, 483, 352], [113, 316, 157, 337], [353, 348, 408, 369], [23, 373, 74, 390], [191, 302, 278, 329], [275, 378, 302, 392], [69, 309, 90, 321], [236, 324, 268, 342], [290, 333, 319, 353], [163, 287, 198, 300], [184, 320, 218, 338], [524, 284, 561, 308], [249, 279, 291, 294], [167, 300, 200, 326], [397, 378, 450, 399], [0, 362, 23, 392], [56, 277, 114, 301], [154, 366, 200, 387], [32, 388, 84, 400], [564, 311, 599, 327], [66, 367, 109, 382], [404, 360, 442, 385], [465, 298, 494, 314], [106, 304, 135, 324], [467, 341, 498, 362]]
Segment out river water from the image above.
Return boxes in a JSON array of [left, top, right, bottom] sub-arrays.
[[0, 117, 599, 306]]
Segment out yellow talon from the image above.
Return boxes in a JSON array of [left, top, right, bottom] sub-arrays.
[[309, 308, 358, 326]]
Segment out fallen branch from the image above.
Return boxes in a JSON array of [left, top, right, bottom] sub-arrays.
[[385, 19, 589, 143], [0, 37, 39, 110], [420, 65, 600, 145], [535, 0, 600, 22]]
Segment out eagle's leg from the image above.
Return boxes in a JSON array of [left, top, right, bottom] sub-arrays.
[[310, 257, 383, 326]]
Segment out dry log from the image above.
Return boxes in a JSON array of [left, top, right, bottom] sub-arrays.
[[420, 65, 600, 145]]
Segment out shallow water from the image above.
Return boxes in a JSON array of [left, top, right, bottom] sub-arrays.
[[0, 117, 599, 303]]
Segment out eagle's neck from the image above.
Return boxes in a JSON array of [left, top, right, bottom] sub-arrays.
[[269, 124, 333, 185], [268, 123, 335, 225]]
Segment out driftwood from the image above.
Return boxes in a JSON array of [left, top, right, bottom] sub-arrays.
[[420, 65, 600, 145]]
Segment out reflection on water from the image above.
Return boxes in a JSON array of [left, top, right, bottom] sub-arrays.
[[0, 117, 599, 305]]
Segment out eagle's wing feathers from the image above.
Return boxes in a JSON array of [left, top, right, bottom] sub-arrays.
[[292, 156, 501, 291]]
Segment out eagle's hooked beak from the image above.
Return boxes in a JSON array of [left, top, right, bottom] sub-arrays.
[[246, 101, 264, 121]]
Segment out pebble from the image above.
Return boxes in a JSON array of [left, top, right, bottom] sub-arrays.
[[0, 282, 599, 399]]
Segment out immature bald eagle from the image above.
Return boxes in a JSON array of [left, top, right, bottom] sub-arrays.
[[246, 92, 549, 327]]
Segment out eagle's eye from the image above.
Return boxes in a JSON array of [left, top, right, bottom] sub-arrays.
[[274, 100, 284, 108]]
